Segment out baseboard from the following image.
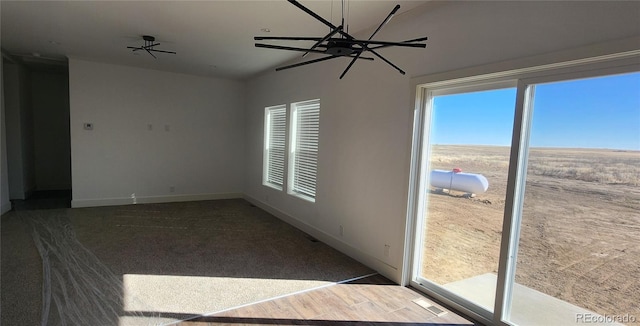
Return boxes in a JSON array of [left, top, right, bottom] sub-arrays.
[[71, 192, 243, 208], [243, 194, 401, 284], [1, 201, 12, 215]]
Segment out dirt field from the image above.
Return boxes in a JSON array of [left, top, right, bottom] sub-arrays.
[[420, 145, 640, 322]]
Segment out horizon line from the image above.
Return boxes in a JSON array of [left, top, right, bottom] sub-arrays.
[[432, 144, 640, 152]]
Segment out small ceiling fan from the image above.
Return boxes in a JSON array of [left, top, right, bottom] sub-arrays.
[[127, 35, 176, 59], [255, 0, 428, 79]]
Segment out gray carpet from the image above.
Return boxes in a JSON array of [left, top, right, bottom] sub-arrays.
[[1, 199, 374, 326]]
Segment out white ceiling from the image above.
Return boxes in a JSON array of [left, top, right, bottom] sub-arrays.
[[1, 0, 430, 80]]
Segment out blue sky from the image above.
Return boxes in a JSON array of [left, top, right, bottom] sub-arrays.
[[430, 72, 640, 150]]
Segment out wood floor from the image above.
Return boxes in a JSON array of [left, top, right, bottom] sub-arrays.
[[176, 274, 476, 326]]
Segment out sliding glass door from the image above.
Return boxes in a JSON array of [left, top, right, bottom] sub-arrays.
[[408, 56, 639, 326], [412, 82, 516, 320], [504, 72, 640, 326]]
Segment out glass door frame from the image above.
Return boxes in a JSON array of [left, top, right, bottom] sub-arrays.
[[404, 50, 640, 326], [409, 79, 517, 325]]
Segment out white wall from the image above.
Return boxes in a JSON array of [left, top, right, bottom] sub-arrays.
[[1, 56, 12, 214], [383, 1, 640, 78], [69, 59, 245, 207], [243, 1, 640, 282]]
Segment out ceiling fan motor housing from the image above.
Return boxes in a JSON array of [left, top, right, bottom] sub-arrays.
[[325, 40, 356, 56]]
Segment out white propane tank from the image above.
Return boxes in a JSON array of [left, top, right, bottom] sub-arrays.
[[430, 169, 489, 194]]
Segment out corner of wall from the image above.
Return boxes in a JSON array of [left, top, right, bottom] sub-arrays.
[[243, 194, 403, 283]]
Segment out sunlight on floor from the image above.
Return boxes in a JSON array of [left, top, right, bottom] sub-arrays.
[[118, 315, 177, 326], [164, 279, 475, 326], [122, 274, 334, 315]]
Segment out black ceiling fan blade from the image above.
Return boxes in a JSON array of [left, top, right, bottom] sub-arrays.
[[127, 46, 144, 51], [339, 51, 364, 79], [367, 36, 429, 50], [345, 2, 402, 75], [368, 4, 401, 41], [367, 48, 405, 75], [303, 25, 343, 58], [354, 40, 426, 48], [142, 43, 161, 49], [149, 49, 177, 54], [401, 36, 429, 43], [276, 55, 342, 71], [255, 43, 327, 54], [275, 54, 373, 72], [254, 36, 323, 41], [287, 0, 354, 40], [330, 38, 426, 48], [145, 48, 157, 59]]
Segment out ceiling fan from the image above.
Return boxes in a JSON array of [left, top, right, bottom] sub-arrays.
[[254, 0, 428, 79], [127, 35, 176, 59]]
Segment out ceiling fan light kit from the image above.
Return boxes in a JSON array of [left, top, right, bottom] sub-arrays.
[[127, 35, 176, 59], [254, 0, 428, 79]]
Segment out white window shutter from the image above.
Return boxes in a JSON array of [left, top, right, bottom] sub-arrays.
[[289, 99, 320, 201], [263, 105, 287, 189]]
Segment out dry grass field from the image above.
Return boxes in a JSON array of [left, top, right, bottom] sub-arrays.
[[420, 145, 640, 322]]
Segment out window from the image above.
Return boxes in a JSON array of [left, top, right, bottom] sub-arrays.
[[288, 99, 320, 202], [263, 105, 286, 190], [262, 99, 321, 202]]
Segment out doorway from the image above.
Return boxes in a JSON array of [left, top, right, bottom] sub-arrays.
[[3, 57, 71, 210]]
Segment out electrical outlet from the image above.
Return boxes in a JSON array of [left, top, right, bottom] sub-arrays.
[[169, 186, 175, 193], [147, 123, 153, 131], [339, 225, 344, 237], [384, 244, 391, 257]]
